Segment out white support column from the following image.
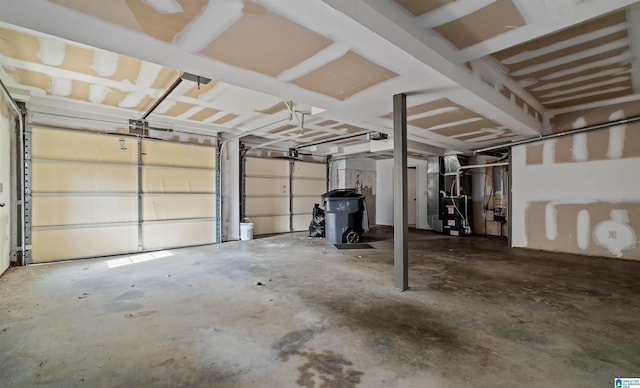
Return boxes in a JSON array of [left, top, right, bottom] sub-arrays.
[[221, 138, 240, 241]]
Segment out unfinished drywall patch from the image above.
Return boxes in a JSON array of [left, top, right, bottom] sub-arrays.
[[212, 113, 238, 125], [409, 109, 478, 130], [292, 51, 398, 101], [126, 0, 208, 42], [593, 209, 636, 257], [434, 0, 525, 49], [525, 144, 543, 165], [316, 120, 338, 127], [493, 11, 632, 108], [256, 101, 288, 115], [551, 100, 640, 132], [5, 68, 53, 96], [201, 1, 332, 77], [0, 26, 43, 64], [512, 125, 640, 260], [268, 124, 297, 135], [524, 202, 639, 259], [432, 119, 499, 137], [494, 12, 627, 64], [551, 123, 640, 164]]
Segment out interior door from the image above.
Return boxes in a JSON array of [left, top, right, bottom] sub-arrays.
[[407, 167, 417, 226]]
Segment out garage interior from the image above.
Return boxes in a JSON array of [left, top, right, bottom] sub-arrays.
[[1, 0, 639, 386]]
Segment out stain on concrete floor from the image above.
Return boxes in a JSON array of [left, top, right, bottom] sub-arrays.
[[1, 226, 639, 387]]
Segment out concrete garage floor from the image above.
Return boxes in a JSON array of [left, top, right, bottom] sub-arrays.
[[1, 227, 639, 387]]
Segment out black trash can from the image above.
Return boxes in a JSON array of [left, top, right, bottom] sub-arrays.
[[322, 189, 369, 244]]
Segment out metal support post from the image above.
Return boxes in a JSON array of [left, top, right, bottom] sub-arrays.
[[325, 155, 331, 192], [137, 136, 143, 250], [393, 93, 408, 291], [289, 159, 294, 232], [508, 149, 513, 247], [215, 133, 222, 244], [239, 144, 247, 223]]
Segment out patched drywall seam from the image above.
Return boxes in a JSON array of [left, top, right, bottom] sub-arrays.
[[512, 107, 640, 260]]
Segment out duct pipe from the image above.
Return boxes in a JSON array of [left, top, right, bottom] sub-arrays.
[[474, 114, 640, 154], [0, 77, 25, 264], [454, 162, 508, 197]]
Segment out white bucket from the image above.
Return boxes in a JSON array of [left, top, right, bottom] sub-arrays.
[[240, 222, 254, 241]]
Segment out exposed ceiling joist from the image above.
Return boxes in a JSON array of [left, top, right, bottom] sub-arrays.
[[324, 0, 542, 137], [626, 3, 640, 93], [458, 0, 640, 63]]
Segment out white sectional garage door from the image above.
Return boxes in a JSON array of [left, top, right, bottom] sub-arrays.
[[31, 128, 138, 262], [141, 139, 216, 250], [244, 158, 290, 235], [244, 157, 326, 236], [291, 162, 326, 232], [30, 127, 216, 263]]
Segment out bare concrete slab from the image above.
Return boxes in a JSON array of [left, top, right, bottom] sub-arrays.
[[1, 227, 639, 387]]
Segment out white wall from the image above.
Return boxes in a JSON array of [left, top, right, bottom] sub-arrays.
[[328, 159, 345, 191], [330, 158, 378, 223], [376, 158, 430, 229], [221, 139, 240, 241], [0, 91, 13, 274]]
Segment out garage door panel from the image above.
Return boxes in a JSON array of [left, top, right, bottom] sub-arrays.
[[143, 140, 215, 169], [250, 215, 289, 235], [142, 168, 215, 193], [245, 197, 289, 217], [33, 195, 137, 227], [31, 127, 219, 262], [292, 197, 320, 214], [32, 128, 137, 165], [292, 214, 313, 232], [142, 220, 215, 250], [33, 162, 137, 193], [245, 158, 289, 177], [142, 195, 215, 221], [293, 162, 325, 179], [245, 177, 289, 196], [31, 225, 138, 263], [292, 179, 326, 196]]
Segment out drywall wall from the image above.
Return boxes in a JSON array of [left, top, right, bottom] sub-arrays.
[[331, 158, 377, 225], [0, 87, 12, 275], [221, 139, 239, 241], [376, 158, 429, 229], [512, 112, 640, 260]]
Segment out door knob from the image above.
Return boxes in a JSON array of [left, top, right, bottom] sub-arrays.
[[0, 203, 4, 207]]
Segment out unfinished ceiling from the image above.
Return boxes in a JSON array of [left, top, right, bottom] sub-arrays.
[[0, 0, 639, 158]]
